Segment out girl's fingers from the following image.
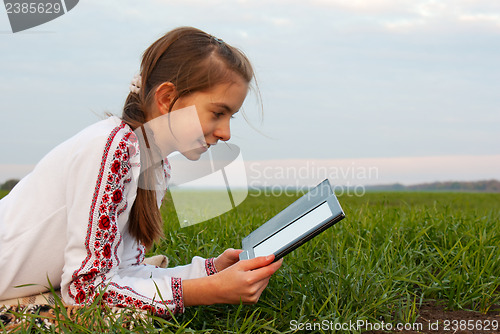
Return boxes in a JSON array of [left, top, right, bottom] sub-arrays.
[[237, 255, 283, 283], [272, 258, 284, 270], [215, 248, 245, 271], [255, 277, 271, 296], [210, 255, 283, 304], [238, 254, 275, 271], [244, 277, 271, 304], [226, 248, 244, 260]]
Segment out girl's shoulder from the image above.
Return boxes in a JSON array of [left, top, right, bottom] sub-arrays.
[[76, 116, 133, 143], [36, 116, 140, 176], [62, 116, 138, 158]]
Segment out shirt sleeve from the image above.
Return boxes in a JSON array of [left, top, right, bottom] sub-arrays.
[[60, 121, 217, 317]]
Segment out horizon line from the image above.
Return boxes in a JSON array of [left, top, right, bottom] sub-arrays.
[[1, 154, 499, 186]]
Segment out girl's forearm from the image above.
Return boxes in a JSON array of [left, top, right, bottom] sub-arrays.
[[182, 276, 220, 306], [181, 256, 282, 307]]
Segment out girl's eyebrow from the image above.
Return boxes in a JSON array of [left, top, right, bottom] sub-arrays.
[[210, 102, 233, 113]]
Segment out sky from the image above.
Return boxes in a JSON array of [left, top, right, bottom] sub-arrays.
[[1, 0, 499, 186]]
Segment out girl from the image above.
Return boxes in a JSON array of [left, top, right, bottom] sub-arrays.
[[0, 27, 282, 316]]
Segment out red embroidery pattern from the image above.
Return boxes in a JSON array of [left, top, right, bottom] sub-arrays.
[[69, 123, 128, 303], [171, 278, 183, 314], [205, 258, 218, 276], [68, 122, 183, 316], [100, 282, 176, 316], [163, 158, 171, 183], [159, 158, 171, 205], [135, 243, 145, 265]]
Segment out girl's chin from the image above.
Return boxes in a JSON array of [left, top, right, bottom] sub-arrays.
[[181, 148, 205, 161]]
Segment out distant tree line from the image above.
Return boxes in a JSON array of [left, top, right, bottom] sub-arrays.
[[2, 179, 500, 193], [367, 179, 500, 193], [0, 179, 19, 191]]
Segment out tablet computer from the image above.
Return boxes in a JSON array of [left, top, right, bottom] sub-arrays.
[[239, 179, 345, 262]]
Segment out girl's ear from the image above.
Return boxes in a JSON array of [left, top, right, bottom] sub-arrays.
[[154, 82, 178, 115]]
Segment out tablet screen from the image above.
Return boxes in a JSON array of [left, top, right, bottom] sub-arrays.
[[253, 201, 333, 257]]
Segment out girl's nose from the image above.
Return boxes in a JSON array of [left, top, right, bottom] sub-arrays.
[[214, 120, 231, 142]]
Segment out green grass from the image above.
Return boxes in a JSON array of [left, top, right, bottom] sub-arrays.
[[0, 190, 8, 200], [3, 191, 499, 333]]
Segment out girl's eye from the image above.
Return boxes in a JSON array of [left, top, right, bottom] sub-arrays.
[[213, 111, 224, 119]]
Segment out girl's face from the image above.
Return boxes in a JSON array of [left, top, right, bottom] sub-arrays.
[[171, 74, 249, 160]]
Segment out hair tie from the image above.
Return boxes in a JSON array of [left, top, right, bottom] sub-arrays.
[[129, 74, 142, 94], [212, 36, 224, 45]]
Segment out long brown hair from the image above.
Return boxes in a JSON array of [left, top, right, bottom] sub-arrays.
[[122, 27, 254, 249]]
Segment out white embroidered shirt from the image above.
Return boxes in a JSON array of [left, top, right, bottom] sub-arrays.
[[0, 116, 217, 315]]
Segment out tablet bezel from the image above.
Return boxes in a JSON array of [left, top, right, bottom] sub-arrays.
[[239, 179, 345, 261]]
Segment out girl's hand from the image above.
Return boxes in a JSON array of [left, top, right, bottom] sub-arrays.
[[213, 248, 243, 272], [183, 254, 283, 306], [212, 254, 283, 304]]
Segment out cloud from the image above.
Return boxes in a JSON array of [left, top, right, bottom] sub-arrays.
[[285, 0, 500, 34], [265, 16, 292, 27], [310, 0, 416, 15], [459, 13, 500, 25]]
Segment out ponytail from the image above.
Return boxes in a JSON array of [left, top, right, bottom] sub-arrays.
[[122, 93, 164, 250]]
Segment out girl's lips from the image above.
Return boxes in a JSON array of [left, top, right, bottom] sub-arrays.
[[203, 141, 217, 149], [199, 140, 210, 151], [198, 138, 218, 152]]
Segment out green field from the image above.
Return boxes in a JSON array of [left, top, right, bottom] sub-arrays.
[[1, 191, 499, 333], [0, 190, 8, 200]]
